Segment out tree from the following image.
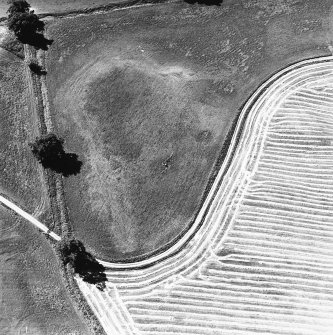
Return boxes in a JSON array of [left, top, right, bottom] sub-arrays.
[[7, 0, 30, 15], [58, 238, 107, 289], [7, 0, 31, 17], [30, 133, 64, 166], [29, 133, 82, 176], [6, 0, 53, 50], [7, 12, 45, 40]]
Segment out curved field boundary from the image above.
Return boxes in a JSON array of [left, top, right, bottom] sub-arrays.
[[99, 55, 333, 270], [97, 57, 333, 293], [78, 56, 333, 335]]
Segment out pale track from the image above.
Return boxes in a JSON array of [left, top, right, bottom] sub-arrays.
[[0, 195, 61, 241], [1, 56, 333, 334]]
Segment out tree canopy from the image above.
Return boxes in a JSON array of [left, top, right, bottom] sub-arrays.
[[8, 12, 45, 40], [6, 0, 48, 46], [58, 238, 107, 289], [28, 59, 47, 75], [29, 133, 82, 177], [30, 133, 64, 165], [7, 0, 31, 16]]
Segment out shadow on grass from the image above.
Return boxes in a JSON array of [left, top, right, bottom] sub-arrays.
[[19, 32, 53, 50], [43, 153, 83, 177], [28, 62, 47, 75], [75, 251, 107, 290], [184, 0, 223, 6]]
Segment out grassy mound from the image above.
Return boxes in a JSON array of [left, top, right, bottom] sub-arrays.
[[46, 0, 333, 260]]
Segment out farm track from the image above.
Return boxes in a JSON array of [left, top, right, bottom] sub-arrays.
[[0, 0, 176, 22], [76, 56, 333, 334], [2, 57, 333, 334]]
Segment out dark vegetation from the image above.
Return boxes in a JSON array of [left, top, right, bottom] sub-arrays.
[[7, 0, 44, 38], [29, 133, 82, 177], [58, 238, 107, 290], [28, 59, 46, 74], [6, 0, 53, 50], [184, 0, 223, 6], [7, 0, 30, 16]]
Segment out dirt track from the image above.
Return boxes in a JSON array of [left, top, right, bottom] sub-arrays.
[[0, 0, 136, 19], [0, 195, 61, 240]]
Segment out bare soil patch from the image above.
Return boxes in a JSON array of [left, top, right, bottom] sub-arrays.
[[46, 0, 333, 261], [0, 48, 90, 334]]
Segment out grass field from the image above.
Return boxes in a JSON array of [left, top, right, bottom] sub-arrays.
[[0, 212, 91, 335], [45, 0, 333, 261], [0, 46, 90, 334]]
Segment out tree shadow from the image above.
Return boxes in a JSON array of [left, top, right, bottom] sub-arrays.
[[19, 32, 53, 50], [75, 252, 107, 290], [43, 153, 83, 177], [28, 62, 47, 75], [184, 0, 223, 5], [58, 238, 107, 290]]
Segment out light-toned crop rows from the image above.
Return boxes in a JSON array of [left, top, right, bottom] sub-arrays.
[[77, 57, 333, 335]]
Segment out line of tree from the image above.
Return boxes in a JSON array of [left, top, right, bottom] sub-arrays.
[[7, 1, 102, 289]]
